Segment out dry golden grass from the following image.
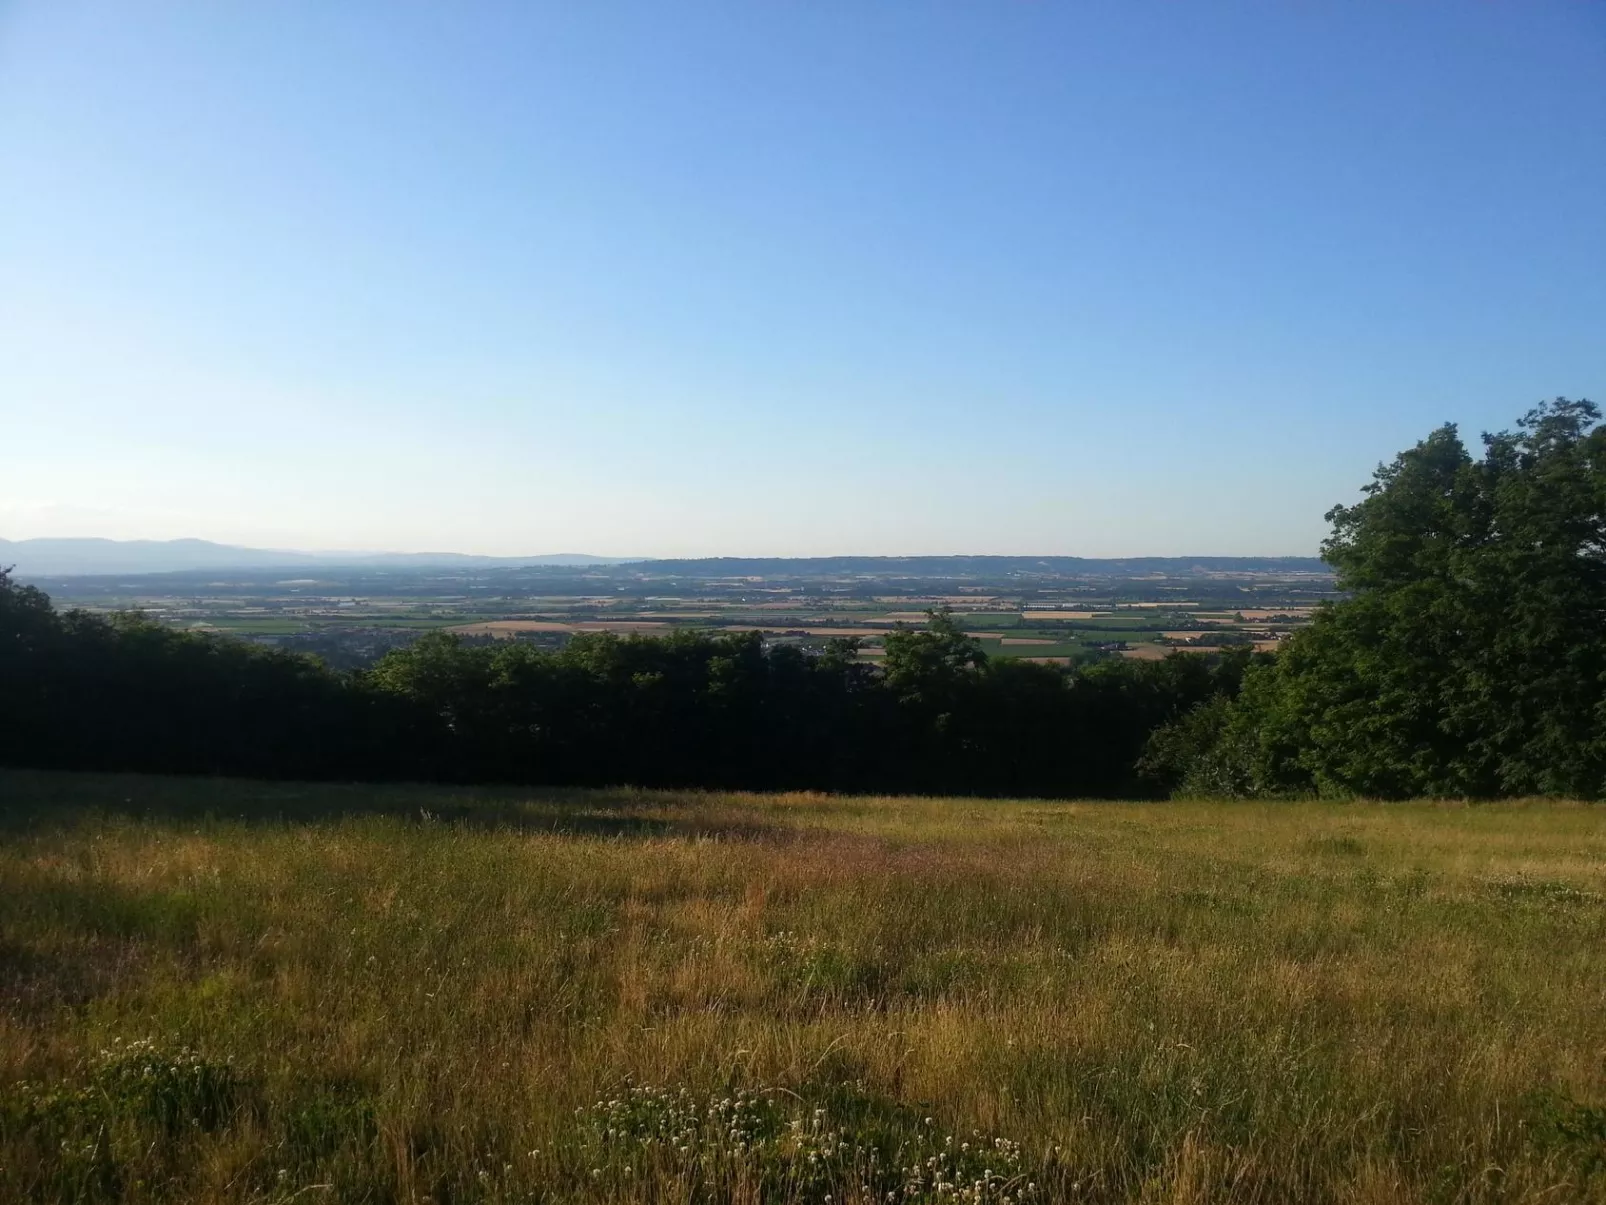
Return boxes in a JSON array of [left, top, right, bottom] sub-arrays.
[[1, 772, 1603, 1204]]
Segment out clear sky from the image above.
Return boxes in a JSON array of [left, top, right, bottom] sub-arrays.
[[2, 2, 1602, 557]]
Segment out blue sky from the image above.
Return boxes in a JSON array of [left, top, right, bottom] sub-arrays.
[[2, 1, 1602, 557]]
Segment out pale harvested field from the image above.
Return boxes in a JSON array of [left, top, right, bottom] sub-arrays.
[[1120, 643, 1172, 660], [448, 620, 570, 633], [1157, 631, 1287, 643], [725, 626, 896, 638], [722, 626, 1008, 641], [450, 620, 672, 636], [2, 772, 1602, 1203], [461, 623, 1005, 641], [1194, 609, 1317, 622], [1124, 640, 1286, 659]]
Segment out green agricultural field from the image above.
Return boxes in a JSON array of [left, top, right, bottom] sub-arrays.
[[187, 618, 312, 635], [202, 615, 507, 634], [950, 615, 1025, 631], [1, 772, 1602, 1204], [1062, 616, 1187, 633], [315, 616, 483, 629], [985, 641, 1083, 659]]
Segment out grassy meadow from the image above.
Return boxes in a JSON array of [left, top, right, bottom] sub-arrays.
[[1, 771, 1603, 1204]]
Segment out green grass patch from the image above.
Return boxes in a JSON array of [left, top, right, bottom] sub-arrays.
[[0, 771, 1602, 1203]]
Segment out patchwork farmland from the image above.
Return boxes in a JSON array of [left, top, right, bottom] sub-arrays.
[[28, 557, 1332, 670]]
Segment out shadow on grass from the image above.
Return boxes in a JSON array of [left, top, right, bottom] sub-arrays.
[[0, 768, 799, 843], [0, 936, 147, 1019]]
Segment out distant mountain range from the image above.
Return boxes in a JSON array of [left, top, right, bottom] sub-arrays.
[[0, 538, 634, 576], [1, 538, 1327, 578]]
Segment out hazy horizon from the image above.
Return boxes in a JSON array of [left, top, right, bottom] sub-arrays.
[[4, 2, 1602, 557], [2, 533, 1330, 561], [1, 534, 1332, 564]]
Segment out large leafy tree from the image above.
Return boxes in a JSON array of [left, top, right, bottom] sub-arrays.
[[1465, 400, 1606, 793], [1197, 399, 1605, 798]]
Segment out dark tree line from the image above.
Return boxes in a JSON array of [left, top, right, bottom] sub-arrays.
[[5, 399, 1599, 800], [0, 574, 1253, 797], [0, 574, 422, 782]]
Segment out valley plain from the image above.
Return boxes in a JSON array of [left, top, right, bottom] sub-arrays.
[[23, 557, 1334, 670]]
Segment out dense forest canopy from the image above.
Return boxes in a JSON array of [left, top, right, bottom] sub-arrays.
[[1144, 398, 1605, 799], [2, 400, 1600, 799]]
